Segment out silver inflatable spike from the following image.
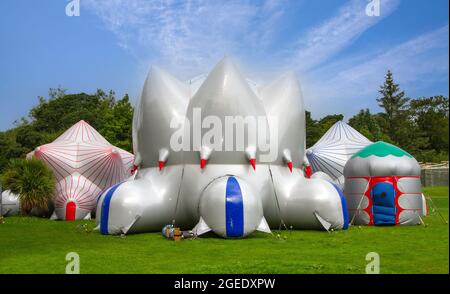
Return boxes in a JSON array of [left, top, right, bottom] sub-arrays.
[[260, 72, 305, 166]]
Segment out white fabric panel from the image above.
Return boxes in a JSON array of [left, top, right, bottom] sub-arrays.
[[345, 178, 369, 194], [421, 194, 427, 216], [347, 194, 369, 210], [399, 210, 421, 225], [397, 177, 422, 194], [349, 210, 370, 225], [306, 121, 372, 185], [34, 120, 134, 220], [398, 193, 422, 210]]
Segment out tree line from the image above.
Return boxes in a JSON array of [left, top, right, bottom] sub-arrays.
[[0, 70, 448, 175], [0, 89, 133, 174], [307, 70, 449, 163]]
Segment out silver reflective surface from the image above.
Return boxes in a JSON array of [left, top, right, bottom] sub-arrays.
[[344, 149, 422, 226], [1, 190, 20, 216], [99, 58, 347, 237], [307, 121, 372, 185]]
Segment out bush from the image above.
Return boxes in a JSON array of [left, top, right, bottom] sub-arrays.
[[1, 158, 55, 215], [415, 150, 449, 163]]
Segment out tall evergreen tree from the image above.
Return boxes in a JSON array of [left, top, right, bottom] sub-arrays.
[[376, 70, 410, 146]]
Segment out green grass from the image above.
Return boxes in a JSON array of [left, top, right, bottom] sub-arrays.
[[0, 187, 448, 274]]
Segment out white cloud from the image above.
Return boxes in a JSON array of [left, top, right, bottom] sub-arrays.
[[83, 0, 399, 77], [303, 25, 449, 119], [287, 0, 400, 72], [84, 0, 289, 77], [84, 0, 448, 121]]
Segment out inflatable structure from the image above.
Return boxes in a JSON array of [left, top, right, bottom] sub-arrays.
[[344, 141, 423, 226], [31, 120, 134, 220], [97, 57, 348, 238], [306, 121, 372, 186], [1, 190, 20, 217]]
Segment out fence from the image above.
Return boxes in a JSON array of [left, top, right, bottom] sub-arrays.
[[420, 162, 449, 187]]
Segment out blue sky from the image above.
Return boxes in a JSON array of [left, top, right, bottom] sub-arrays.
[[0, 0, 448, 131]]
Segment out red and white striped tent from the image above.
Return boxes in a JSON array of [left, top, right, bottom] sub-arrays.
[[32, 120, 134, 220]]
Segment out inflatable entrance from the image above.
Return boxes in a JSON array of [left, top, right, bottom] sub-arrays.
[[344, 141, 423, 226]]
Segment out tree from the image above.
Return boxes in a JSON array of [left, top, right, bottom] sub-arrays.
[[1, 158, 55, 215], [99, 94, 134, 151], [376, 70, 410, 146], [409, 96, 449, 161], [0, 88, 134, 174], [28, 88, 133, 151], [304, 112, 344, 148], [348, 109, 384, 141], [0, 129, 29, 172], [317, 114, 344, 137], [30, 89, 114, 133], [305, 111, 320, 148]]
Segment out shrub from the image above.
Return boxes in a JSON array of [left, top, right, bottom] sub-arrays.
[[1, 158, 55, 215]]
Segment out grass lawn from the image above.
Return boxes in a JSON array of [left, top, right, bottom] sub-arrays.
[[0, 187, 448, 274]]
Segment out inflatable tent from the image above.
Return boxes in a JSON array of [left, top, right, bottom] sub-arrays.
[[96, 57, 348, 238], [306, 121, 372, 186], [31, 120, 134, 220], [344, 141, 423, 226]]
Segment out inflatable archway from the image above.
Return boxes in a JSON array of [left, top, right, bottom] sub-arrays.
[[344, 141, 423, 226]]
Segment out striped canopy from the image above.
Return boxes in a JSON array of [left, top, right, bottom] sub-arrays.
[[33, 120, 134, 220], [306, 121, 372, 185]]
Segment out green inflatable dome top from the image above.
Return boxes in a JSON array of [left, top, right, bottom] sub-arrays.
[[351, 141, 413, 159]]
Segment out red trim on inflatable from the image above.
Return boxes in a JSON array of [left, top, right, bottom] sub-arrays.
[[358, 176, 414, 225], [363, 178, 374, 225], [304, 165, 312, 178], [352, 175, 422, 225], [287, 161, 293, 173], [130, 165, 138, 174], [249, 158, 256, 170], [346, 176, 372, 224], [393, 176, 404, 225], [66, 201, 76, 221]]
